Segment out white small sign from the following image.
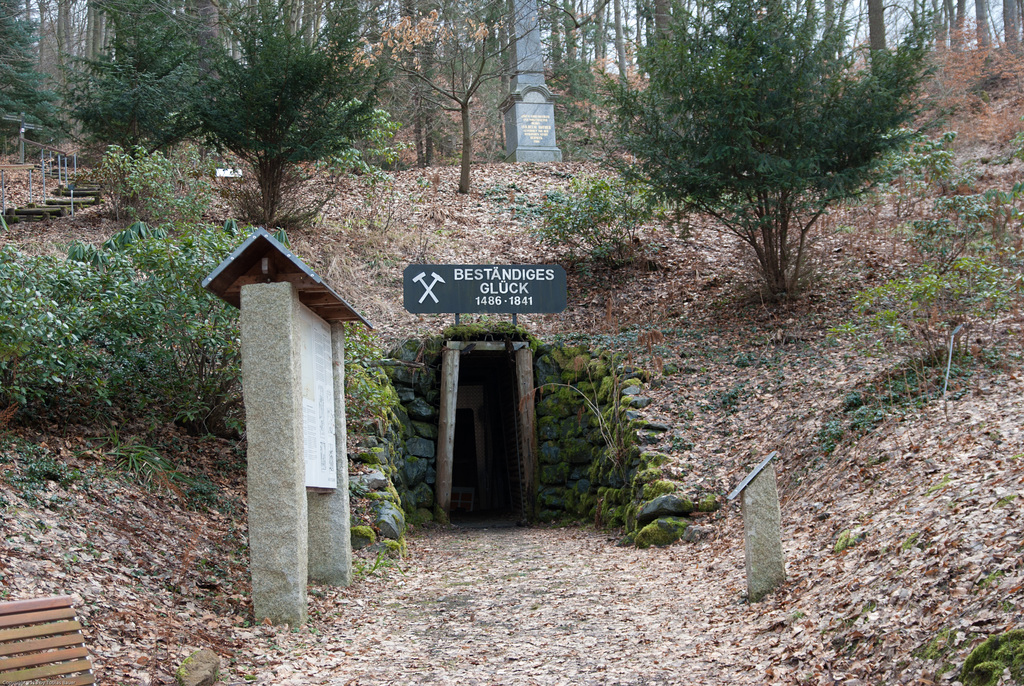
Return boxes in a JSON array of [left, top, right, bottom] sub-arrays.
[[216, 168, 244, 178], [299, 305, 337, 490]]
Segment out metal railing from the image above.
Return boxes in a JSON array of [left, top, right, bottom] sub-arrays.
[[1, 138, 79, 217]]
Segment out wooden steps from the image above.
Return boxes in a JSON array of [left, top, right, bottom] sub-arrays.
[[45, 197, 99, 207], [4, 206, 65, 222], [56, 185, 101, 198], [1, 182, 102, 224]]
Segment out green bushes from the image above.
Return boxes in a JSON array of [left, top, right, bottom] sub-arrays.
[[92, 145, 213, 226], [537, 175, 655, 266], [837, 130, 1024, 359], [344, 324, 398, 433], [0, 224, 242, 434], [838, 256, 1021, 354]]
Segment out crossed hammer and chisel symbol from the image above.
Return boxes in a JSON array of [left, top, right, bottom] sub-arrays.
[[413, 271, 445, 304]]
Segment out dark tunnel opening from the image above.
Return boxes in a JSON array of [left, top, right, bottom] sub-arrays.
[[448, 349, 525, 525]]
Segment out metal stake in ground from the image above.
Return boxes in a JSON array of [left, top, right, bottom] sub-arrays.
[[727, 451, 786, 602]]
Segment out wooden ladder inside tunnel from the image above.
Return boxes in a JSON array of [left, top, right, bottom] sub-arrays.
[[501, 356, 528, 521]]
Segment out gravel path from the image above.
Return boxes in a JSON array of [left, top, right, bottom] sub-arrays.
[[244, 523, 763, 685]]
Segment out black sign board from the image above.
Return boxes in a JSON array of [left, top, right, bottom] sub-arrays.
[[403, 264, 566, 314]]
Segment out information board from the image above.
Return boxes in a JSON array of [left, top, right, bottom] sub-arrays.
[[403, 264, 566, 314], [299, 305, 337, 490]]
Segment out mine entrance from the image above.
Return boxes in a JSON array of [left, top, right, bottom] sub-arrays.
[[436, 341, 534, 524]]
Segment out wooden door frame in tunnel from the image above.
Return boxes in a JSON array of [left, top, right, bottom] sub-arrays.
[[435, 341, 535, 516]]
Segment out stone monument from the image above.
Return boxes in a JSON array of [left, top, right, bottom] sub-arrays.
[[727, 451, 787, 602], [501, 0, 562, 163], [203, 229, 371, 626]]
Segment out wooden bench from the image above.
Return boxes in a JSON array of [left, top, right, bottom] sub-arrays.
[[0, 596, 94, 685]]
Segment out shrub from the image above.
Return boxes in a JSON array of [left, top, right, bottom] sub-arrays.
[[836, 255, 1021, 354], [1, 225, 243, 434], [537, 175, 655, 266], [344, 325, 397, 433], [92, 144, 213, 226], [613, 0, 930, 296]]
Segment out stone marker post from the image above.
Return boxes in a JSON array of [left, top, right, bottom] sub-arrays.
[[205, 228, 372, 627], [240, 281, 309, 626], [727, 451, 786, 602]]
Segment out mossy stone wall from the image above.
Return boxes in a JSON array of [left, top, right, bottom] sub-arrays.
[[533, 344, 642, 527], [383, 338, 444, 525]]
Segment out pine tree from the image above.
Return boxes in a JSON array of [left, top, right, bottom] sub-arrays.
[[0, 0, 56, 128], [196, 2, 380, 228], [614, 0, 930, 297], [67, 0, 200, 151]]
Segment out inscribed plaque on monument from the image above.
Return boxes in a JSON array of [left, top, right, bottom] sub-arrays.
[[299, 305, 337, 490], [513, 103, 556, 148]]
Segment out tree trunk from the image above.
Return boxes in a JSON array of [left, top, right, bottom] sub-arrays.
[[458, 101, 472, 194], [37, 0, 51, 71], [564, 0, 576, 64], [868, 0, 886, 51], [940, 0, 954, 46], [654, 0, 669, 37], [257, 157, 284, 228], [55, 0, 70, 79], [302, 0, 318, 45], [196, 0, 220, 78], [614, 0, 627, 79], [548, 0, 562, 65], [976, 0, 990, 46], [1005, 0, 1018, 48], [953, 0, 966, 48]]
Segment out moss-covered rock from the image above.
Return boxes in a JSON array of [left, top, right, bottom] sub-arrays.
[[697, 494, 720, 513], [351, 525, 376, 550], [175, 648, 220, 686], [357, 446, 387, 466], [432, 504, 450, 525], [412, 420, 438, 439], [642, 479, 677, 501], [540, 463, 570, 484], [412, 482, 434, 508], [539, 442, 562, 464], [635, 517, 690, 548], [833, 528, 865, 554], [597, 375, 616, 404], [441, 321, 534, 343], [538, 488, 567, 509], [563, 440, 596, 464], [961, 630, 1024, 686], [538, 416, 559, 440], [637, 493, 693, 524]]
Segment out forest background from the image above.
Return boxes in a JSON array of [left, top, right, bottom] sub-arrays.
[[1, 0, 1024, 683]]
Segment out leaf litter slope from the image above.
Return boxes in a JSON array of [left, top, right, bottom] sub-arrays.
[[0, 159, 1022, 684]]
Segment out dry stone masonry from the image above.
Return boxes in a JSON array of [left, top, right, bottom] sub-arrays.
[[346, 326, 721, 550]]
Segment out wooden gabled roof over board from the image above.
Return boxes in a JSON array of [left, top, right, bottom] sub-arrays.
[[202, 227, 372, 327]]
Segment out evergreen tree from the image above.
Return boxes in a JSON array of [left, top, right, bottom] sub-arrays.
[[67, 0, 200, 151], [0, 0, 56, 129], [613, 0, 930, 297], [197, 3, 380, 227]]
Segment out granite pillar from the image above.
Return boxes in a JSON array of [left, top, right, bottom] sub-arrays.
[[240, 282, 308, 626], [501, 0, 562, 162], [740, 462, 787, 602]]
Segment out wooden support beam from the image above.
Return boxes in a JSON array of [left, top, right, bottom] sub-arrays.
[[435, 346, 460, 514], [514, 346, 536, 518]]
